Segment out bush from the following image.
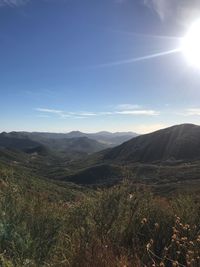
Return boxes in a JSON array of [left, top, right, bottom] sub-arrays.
[[0, 168, 199, 266]]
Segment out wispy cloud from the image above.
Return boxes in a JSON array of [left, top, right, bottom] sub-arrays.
[[0, 0, 66, 8], [0, 0, 29, 7], [78, 112, 97, 116], [73, 116, 88, 119], [116, 104, 142, 110], [35, 108, 63, 114], [143, 0, 200, 22], [116, 110, 159, 116], [185, 108, 200, 116], [143, 0, 170, 21], [35, 106, 160, 119], [98, 112, 113, 115]]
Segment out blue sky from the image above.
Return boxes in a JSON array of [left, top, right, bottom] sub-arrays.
[[1, 0, 200, 133]]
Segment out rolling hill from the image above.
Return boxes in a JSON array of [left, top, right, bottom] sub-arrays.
[[0, 132, 43, 152], [104, 124, 200, 163], [64, 124, 200, 186], [2, 124, 200, 188]]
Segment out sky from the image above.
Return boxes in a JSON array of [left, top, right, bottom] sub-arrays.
[[1, 0, 200, 134]]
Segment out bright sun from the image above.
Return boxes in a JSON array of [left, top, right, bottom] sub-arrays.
[[182, 19, 200, 69]]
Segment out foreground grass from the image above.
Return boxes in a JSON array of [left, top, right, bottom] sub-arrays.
[[0, 167, 200, 266]]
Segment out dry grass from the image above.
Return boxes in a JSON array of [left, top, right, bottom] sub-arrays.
[[0, 168, 199, 266]]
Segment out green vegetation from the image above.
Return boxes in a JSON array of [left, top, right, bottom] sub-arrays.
[[0, 165, 199, 267]]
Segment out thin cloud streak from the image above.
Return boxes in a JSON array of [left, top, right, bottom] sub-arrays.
[[116, 104, 142, 110], [0, 0, 29, 7], [144, 0, 169, 21], [144, 0, 200, 23], [35, 107, 160, 118], [79, 112, 97, 116], [35, 108, 63, 114], [116, 110, 159, 116], [185, 108, 200, 116], [0, 0, 64, 8]]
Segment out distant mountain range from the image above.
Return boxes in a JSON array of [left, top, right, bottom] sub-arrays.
[[23, 130, 138, 146], [0, 130, 137, 157], [2, 124, 200, 164]]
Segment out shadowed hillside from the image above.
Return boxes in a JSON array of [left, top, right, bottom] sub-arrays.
[[0, 132, 42, 152], [0, 132, 108, 157], [104, 124, 200, 163]]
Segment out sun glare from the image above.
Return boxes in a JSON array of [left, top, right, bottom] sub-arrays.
[[182, 19, 200, 69]]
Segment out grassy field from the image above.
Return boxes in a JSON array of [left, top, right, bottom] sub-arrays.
[[0, 164, 200, 267]]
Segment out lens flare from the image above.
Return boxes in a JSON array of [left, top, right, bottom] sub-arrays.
[[182, 19, 200, 69]]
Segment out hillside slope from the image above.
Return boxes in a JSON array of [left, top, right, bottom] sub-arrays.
[[0, 132, 43, 152], [104, 124, 200, 163]]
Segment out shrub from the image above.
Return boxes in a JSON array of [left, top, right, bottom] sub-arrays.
[[0, 168, 199, 266]]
